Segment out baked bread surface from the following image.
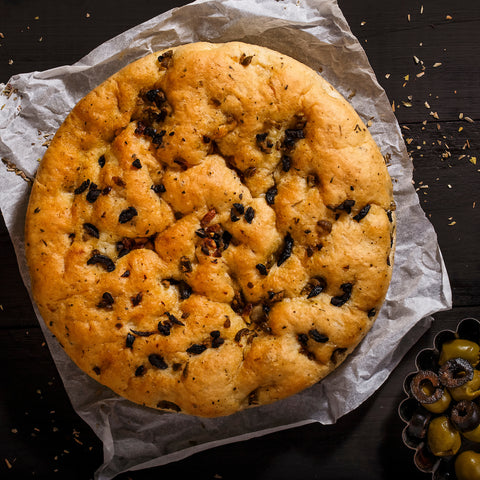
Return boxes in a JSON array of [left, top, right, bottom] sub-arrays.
[[25, 41, 396, 417]]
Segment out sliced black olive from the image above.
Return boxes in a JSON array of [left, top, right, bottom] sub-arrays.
[[277, 232, 294, 266], [97, 291, 114, 309], [232, 203, 244, 214], [146, 89, 167, 108], [281, 154, 292, 172], [83, 222, 99, 239], [255, 132, 268, 143], [244, 206, 255, 224], [330, 283, 353, 307], [152, 130, 166, 144], [283, 128, 305, 149], [186, 344, 207, 355], [328, 199, 356, 214], [410, 370, 444, 404], [306, 277, 327, 299], [210, 330, 224, 348], [87, 253, 115, 272], [151, 183, 166, 194], [148, 354, 168, 369], [308, 329, 329, 343], [222, 230, 232, 250], [265, 186, 278, 205], [353, 204, 371, 222], [125, 333, 135, 349], [178, 281, 192, 299], [297, 333, 309, 347], [86, 187, 101, 203], [74, 179, 90, 195], [255, 263, 268, 276], [451, 400, 480, 432], [157, 321, 171, 336], [145, 88, 160, 103], [438, 357, 474, 388], [130, 292, 142, 306], [119, 206, 138, 224]]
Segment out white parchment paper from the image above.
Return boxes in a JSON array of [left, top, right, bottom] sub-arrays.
[[0, 0, 452, 478]]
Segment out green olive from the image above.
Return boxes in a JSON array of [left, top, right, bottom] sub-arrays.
[[455, 450, 480, 480], [463, 423, 480, 442], [422, 388, 451, 413], [451, 369, 480, 401], [427, 416, 461, 457], [439, 339, 480, 366]]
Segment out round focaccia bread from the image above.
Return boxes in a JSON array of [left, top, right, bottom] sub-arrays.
[[25, 41, 396, 417]]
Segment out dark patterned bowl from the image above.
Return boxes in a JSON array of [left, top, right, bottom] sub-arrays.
[[399, 317, 480, 479]]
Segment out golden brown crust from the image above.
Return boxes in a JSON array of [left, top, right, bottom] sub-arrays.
[[25, 42, 396, 417]]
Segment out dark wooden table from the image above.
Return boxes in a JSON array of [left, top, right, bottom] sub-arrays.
[[1, 1, 478, 478]]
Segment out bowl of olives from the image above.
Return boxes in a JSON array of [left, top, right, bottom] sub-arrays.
[[399, 317, 480, 479]]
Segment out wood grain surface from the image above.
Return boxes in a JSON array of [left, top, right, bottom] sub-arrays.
[[0, 0, 479, 478]]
